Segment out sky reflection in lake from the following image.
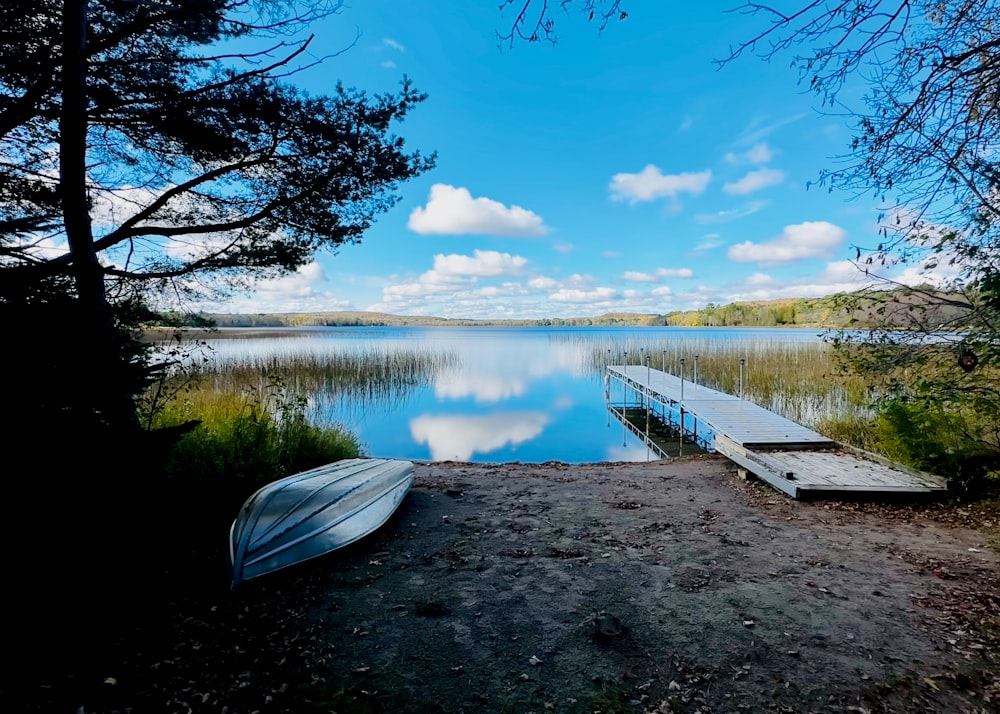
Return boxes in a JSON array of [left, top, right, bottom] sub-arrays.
[[202, 326, 823, 463]]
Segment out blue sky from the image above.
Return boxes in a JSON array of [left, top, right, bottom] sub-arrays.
[[204, 1, 932, 318]]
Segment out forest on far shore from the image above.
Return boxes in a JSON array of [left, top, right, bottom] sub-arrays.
[[168, 286, 967, 331]]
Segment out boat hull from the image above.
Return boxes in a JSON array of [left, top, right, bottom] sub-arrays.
[[229, 458, 414, 587]]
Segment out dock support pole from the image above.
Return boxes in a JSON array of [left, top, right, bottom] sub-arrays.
[[739, 358, 746, 400], [645, 356, 651, 436], [678, 406, 684, 456], [678, 357, 687, 458], [694, 354, 699, 386]]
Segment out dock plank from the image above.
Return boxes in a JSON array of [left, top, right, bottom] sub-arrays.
[[607, 365, 947, 498], [608, 365, 834, 449]]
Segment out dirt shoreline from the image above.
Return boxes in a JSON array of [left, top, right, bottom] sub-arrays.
[[308, 457, 998, 713], [32, 457, 1000, 713]]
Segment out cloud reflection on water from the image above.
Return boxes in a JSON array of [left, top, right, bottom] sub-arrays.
[[605, 443, 660, 462], [409, 411, 550, 461]]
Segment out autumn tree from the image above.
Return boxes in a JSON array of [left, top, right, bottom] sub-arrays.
[[718, 0, 1000, 479], [0, 0, 433, 453]]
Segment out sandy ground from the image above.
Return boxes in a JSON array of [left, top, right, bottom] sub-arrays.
[[229, 456, 998, 713], [41, 456, 999, 714]]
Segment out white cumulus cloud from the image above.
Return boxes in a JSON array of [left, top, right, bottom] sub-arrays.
[[408, 184, 549, 237], [724, 168, 785, 195], [433, 249, 527, 277], [728, 221, 847, 265], [744, 271, 776, 286], [609, 166, 711, 204], [729, 260, 876, 301], [550, 287, 617, 303], [529, 276, 560, 289]]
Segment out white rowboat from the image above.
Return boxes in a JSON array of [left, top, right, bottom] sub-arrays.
[[229, 458, 414, 587]]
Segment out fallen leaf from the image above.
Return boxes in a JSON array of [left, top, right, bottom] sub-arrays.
[[529, 655, 542, 666], [923, 677, 939, 691]]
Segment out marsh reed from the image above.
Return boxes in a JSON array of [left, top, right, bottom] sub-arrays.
[[587, 336, 871, 431], [157, 342, 459, 419]]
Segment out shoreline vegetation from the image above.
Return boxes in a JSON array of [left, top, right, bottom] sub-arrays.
[[149, 288, 969, 331], [142, 304, 997, 492]]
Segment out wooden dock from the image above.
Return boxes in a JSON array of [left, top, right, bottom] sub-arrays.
[[606, 365, 948, 498]]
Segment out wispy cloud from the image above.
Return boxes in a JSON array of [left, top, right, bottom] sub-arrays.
[[408, 184, 549, 237], [382, 38, 405, 52], [723, 167, 785, 195], [695, 201, 767, 224], [724, 142, 773, 165], [692, 234, 723, 252], [622, 267, 694, 282], [734, 114, 806, 146]]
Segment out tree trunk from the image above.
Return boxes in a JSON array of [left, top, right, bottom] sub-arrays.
[[60, 0, 140, 433]]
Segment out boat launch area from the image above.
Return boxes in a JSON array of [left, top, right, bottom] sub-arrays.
[[606, 364, 948, 499]]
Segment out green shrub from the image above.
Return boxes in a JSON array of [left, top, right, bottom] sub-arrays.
[[874, 399, 999, 492], [152, 381, 362, 507]]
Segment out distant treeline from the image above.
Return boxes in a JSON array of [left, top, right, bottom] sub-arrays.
[[153, 288, 969, 331], [666, 298, 829, 328]]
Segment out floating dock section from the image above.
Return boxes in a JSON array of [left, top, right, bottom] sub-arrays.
[[606, 365, 948, 498]]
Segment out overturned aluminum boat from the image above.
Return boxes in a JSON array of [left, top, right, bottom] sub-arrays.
[[229, 458, 414, 587]]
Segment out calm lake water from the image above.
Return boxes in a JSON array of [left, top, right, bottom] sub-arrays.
[[200, 326, 826, 463]]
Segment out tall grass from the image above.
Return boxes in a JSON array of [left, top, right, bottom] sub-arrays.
[[589, 337, 871, 429], [142, 343, 454, 492], [150, 380, 362, 492], [188, 345, 458, 413]]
